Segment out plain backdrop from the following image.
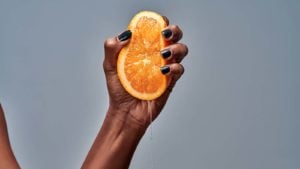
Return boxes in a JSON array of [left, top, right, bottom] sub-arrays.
[[0, 0, 299, 169]]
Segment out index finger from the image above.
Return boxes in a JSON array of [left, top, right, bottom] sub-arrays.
[[162, 15, 169, 26]]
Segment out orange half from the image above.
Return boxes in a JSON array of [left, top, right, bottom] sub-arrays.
[[117, 11, 168, 100]]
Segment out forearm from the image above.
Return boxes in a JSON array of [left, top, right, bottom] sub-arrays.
[[0, 104, 20, 169], [82, 107, 146, 169]]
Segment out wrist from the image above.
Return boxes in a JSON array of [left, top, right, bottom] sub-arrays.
[[82, 106, 146, 169], [106, 106, 148, 135]]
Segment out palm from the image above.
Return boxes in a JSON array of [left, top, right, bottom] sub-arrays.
[[107, 73, 169, 125]]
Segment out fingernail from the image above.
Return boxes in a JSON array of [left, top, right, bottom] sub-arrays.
[[118, 30, 132, 41], [161, 49, 171, 59], [162, 29, 172, 39], [160, 66, 170, 74]]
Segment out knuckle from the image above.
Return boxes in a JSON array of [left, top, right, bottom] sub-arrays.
[[170, 25, 183, 42], [173, 43, 188, 57], [171, 64, 184, 81], [102, 60, 109, 71], [179, 64, 185, 74], [172, 63, 184, 74], [104, 38, 117, 49], [103, 61, 115, 74], [174, 25, 183, 34], [172, 24, 180, 31], [183, 44, 189, 56]]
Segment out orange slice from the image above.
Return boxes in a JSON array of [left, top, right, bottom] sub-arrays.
[[117, 11, 168, 100]]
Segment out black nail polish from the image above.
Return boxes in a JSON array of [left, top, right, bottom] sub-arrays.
[[160, 66, 170, 74], [118, 30, 132, 41], [161, 49, 171, 59], [162, 29, 172, 39]]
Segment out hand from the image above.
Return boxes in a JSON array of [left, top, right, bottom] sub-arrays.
[[103, 17, 188, 129]]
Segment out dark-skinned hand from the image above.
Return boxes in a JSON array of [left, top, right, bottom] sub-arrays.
[[103, 17, 188, 129]]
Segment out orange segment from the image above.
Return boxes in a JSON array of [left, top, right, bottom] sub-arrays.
[[117, 11, 168, 100]]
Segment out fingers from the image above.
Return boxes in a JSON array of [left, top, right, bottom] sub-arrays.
[[162, 25, 183, 43], [160, 23, 186, 94], [158, 19, 186, 97], [103, 30, 132, 74], [161, 43, 188, 63]]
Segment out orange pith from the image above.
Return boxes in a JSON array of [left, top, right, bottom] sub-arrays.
[[117, 11, 168, 100]]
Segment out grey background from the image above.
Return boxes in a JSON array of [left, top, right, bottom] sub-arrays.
[[0, 0, 299, 169]]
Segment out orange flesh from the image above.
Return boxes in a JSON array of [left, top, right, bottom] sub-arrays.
[[124, 16, 165, 93]]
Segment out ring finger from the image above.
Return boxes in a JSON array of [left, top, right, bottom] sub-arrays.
[[161, 43, 188, 63]]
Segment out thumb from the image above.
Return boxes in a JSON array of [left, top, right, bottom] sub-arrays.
[[103, 30, 132, 74]]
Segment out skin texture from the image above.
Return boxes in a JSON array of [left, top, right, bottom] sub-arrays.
[[0, 104, 20, 169], [82, 17, 188, 169]]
